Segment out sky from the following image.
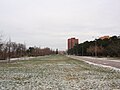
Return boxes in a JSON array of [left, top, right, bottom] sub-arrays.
[[0, 0, 120, 50]]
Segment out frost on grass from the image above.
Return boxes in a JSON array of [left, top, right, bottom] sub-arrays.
[[0, 55, 120, 90]]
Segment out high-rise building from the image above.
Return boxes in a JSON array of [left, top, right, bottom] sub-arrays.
[[68, 38, 79, 50]]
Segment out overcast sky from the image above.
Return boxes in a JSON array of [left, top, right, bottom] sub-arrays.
[[0, 0, 120, 50]]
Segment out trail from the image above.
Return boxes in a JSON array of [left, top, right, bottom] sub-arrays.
[[67, 55, 120, 71]]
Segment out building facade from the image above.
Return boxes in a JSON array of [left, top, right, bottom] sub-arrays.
[[68, 38, 79, 50], [99, 36, 110, 40]]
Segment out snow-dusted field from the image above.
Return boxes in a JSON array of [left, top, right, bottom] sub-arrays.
[[0, 55, 120, 90]]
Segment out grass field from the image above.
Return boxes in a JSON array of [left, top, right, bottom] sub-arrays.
[[0, 55, 120, 90]]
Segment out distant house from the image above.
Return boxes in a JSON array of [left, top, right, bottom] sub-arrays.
[[99, 36, 110, 40]]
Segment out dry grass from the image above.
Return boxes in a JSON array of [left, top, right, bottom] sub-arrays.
[[0, 55, 120, 90]]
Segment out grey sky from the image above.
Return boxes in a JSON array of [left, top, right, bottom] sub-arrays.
[[0, 0, 120, 50]]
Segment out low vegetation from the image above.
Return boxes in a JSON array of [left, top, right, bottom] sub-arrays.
[[0, 55, 120, 90]]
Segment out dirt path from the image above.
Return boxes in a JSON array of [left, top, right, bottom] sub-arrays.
[[67, 55, 120, 70], [0, 57, 36, 63]]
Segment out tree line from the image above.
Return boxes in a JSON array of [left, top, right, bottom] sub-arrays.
[[67, 35, 120, 57], [26, 47, 55, 57], [0, 37, 55, 60]]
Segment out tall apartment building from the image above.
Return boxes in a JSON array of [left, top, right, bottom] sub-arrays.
[[68, 38, 79, 50]]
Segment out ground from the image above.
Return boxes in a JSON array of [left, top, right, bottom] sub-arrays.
[[68, 55, 120, 70], [0, 55, 120, 90]]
